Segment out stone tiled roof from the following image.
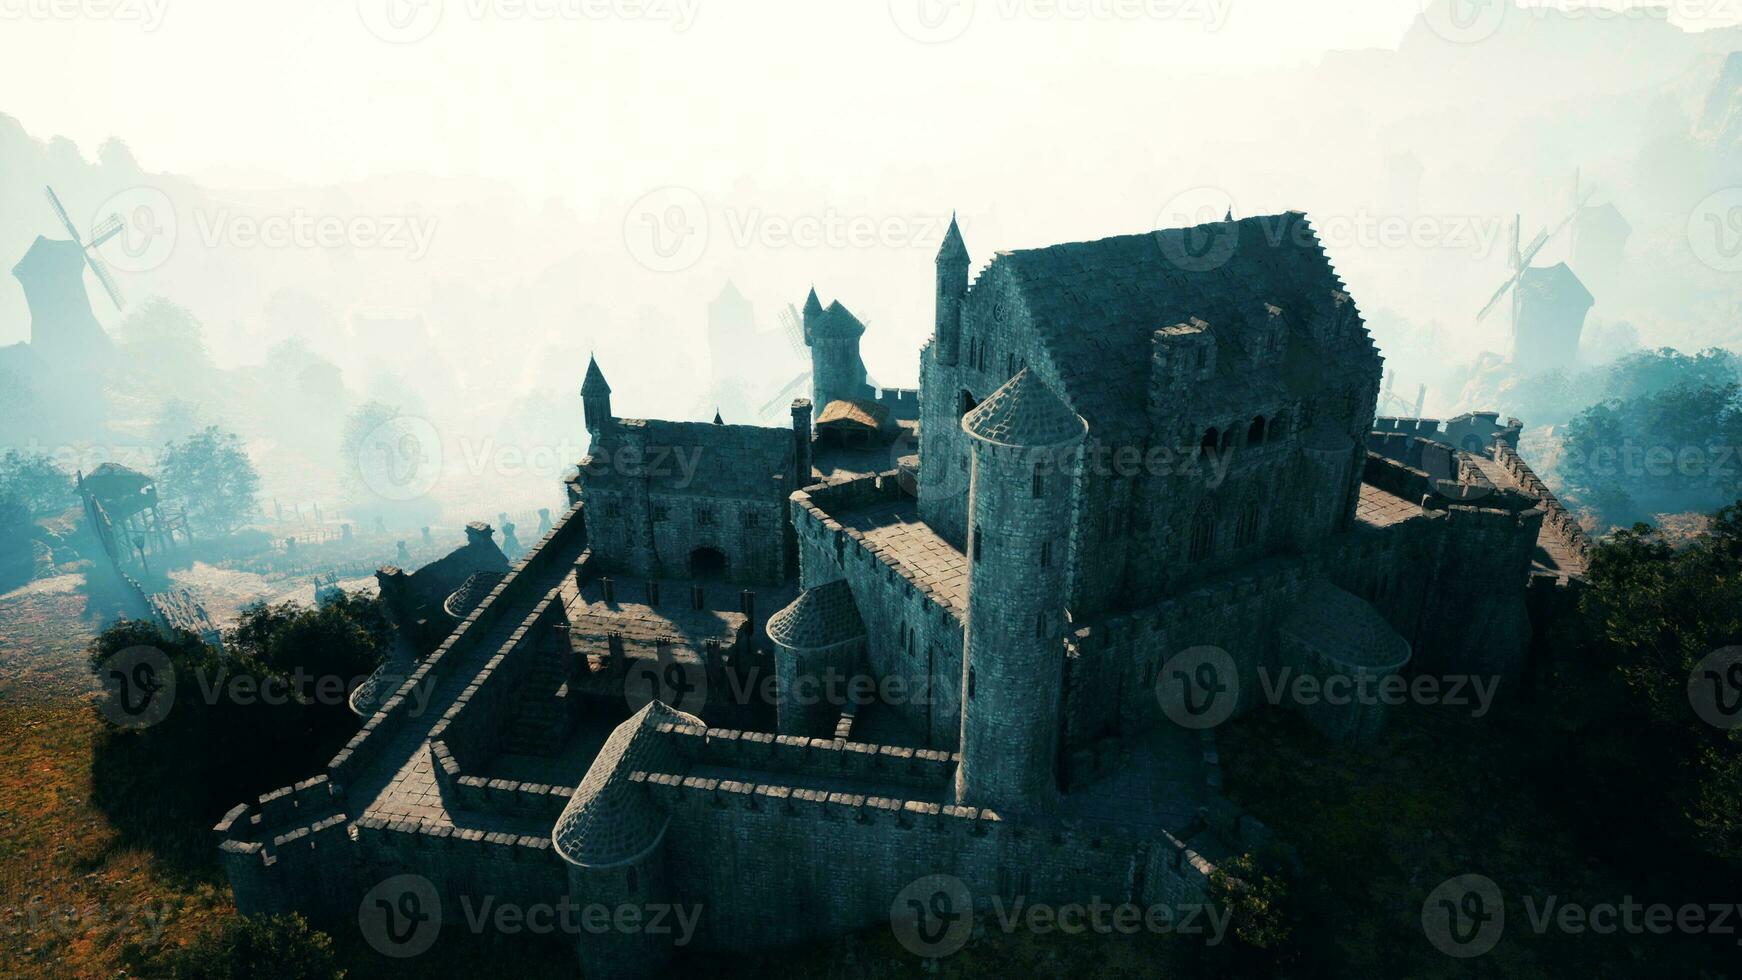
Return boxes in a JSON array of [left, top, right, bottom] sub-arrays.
[[552, 701, 701, 868], [994, 212, 1361, 439], [962, 367, 1087, 447], [1279, 579, 1411, 672], [766, 579, 865, 651], [582, 355, 611, 394]]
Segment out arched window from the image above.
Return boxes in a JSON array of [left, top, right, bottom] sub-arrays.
[[1248, 416, 1267, 445], [1200, 428, 1220, 457], [958, 389, 979, 418], [1236, 500, 1261, 548], [1220, 428, 1235, 452], [1189, 506, 1217, 562]]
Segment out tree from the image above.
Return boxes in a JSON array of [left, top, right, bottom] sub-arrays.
[[339, 400, 401, 496], [159, 426, 261, 536], [115, 297, 213, 379], [0, 449, 74, 517], [161, 914, 343, 980], [227, 590, 391, 691]]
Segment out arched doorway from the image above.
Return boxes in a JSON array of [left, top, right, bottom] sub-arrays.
[[688, 546, 728, 580]]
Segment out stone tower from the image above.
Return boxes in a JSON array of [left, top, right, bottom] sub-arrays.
[[582, 355, 613, 435], [1510, 263, 1594, 372], [953, 368, 1087, 819], [934, 214, 968, 366], [803, 294, 869, 410], [767, 579, 866, 737]]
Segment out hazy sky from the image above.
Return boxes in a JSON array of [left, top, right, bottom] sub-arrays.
[[6, 0, 1733, 200]]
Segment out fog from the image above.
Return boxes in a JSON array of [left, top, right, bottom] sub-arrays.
[[3, 0, 1742, 532]]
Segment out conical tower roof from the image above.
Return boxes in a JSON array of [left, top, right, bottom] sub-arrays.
[[809, 300, 866, 339], [938, 213, 968, 265], [962, 367, 1087, 448], [766, 579, 865, 651], [582, 355, 611, 395], [552, 701, 702, 868]]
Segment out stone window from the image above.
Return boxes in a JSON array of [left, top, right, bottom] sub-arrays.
[[697, 507, 715, 526], [1034, 611, 1047, 637], [1236, 500, 1261, 548], [1200, 427, 1220, 457], [1189, 506, 1217, 562], [967, 667, 976, 700], [653, 504, 669, 522], [1032, 468, 1045, 498], [743, 511, 760, 528], [1040, 540, 1052, 568], [972, 528, 983, 561], [603, 497, 621, 518], [1248, 416, 1267, 445], [958, 389, 979, 419]]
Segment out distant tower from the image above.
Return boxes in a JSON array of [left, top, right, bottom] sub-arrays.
[[582, 355, 613, 434], [706, 280, 755, 387], [12, 238, 116, 366], [954, 368, 1087, 819], [934, 214, 968, 365], [803, 296, 870, 410]]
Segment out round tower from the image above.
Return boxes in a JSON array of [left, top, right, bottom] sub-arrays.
[[934, 214, 968, 365], [553, 701, 701, 980], [767, 580, 867, 737], [953, 368, 1086, 819]]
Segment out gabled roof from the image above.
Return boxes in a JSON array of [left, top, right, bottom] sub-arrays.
[[991, 212, 1364, 439], [766, 579, 865, 651], [815, 398, 889, 431], [962, 367, 1087, 448], [553, 701, 701, 868]]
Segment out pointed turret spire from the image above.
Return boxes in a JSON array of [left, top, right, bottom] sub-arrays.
[[582, 355, 611, 395], [938, 212, 968, 265], [803, 286, 823, 317], [713, 409, 724, 425]]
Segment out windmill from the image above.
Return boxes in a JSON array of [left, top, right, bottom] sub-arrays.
[[1475, 185, 1595, 332], [45, 185, 127, 311]]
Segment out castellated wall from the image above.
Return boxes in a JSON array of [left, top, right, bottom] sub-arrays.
[[644, 768, 1213, 953], [791, 476, 965, 751], [216, 502, 592, 919]]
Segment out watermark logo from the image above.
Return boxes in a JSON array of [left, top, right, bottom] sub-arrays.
[[357, 415, 444, 502], [1418, 0, 1507, 45], [1156, 645, 1239, 730], [0, 0, 168, 30], [359, 874, 443, 958], [191, 208, 439, 260], [889, 0, 975, 43], [95, 645, 176, 730], [1689, 646, 1742, 730], [1422, 873, 1505, 957], [623, 185, 709, 273], [1688, 187, 1742, 273], [358, 0, 444, 42], [890, 874, 974, 958], [1154, 186, 1239, 273], [92, 186, 177, 275], [625, 644, 710, 715]]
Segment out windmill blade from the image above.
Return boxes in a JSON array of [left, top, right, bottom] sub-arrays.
[[778, 303, 806, 358], [44, 186, 81, 241], [87, 212, 124, 249], [1476, 273, 1520, 322], [84, 251, 125, 310], [1517, 228, 1550, 268]]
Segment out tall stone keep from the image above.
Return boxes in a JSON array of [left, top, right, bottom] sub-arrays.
[[933, 214, 968, 366], [582, 355, 613, 435], [954, 367, 1087, 818]]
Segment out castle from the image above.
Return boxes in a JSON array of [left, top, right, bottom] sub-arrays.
[[215, 211, 1587, 976]]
